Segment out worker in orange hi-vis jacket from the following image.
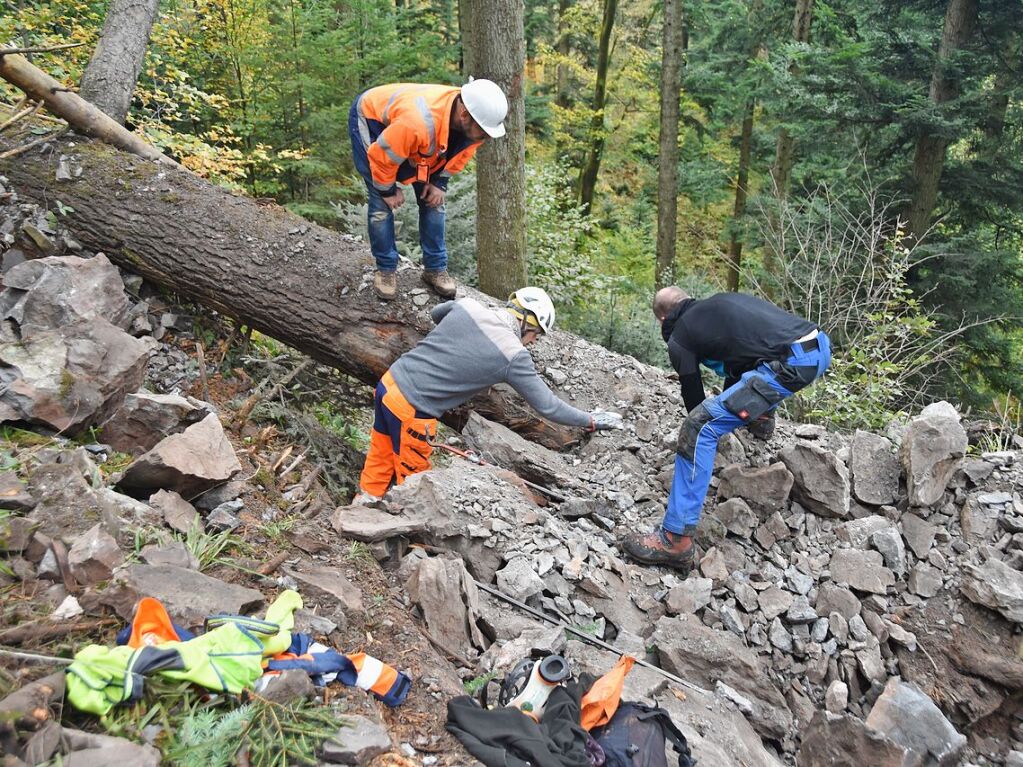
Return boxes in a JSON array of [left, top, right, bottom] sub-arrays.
[[348, 79, 508, 302]]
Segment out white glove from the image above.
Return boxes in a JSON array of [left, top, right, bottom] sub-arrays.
[[589, 410, 624, 431]]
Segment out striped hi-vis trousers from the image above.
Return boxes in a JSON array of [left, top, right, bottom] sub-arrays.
[[358, 370, 438, 497]]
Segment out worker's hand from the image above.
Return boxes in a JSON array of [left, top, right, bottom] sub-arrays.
[[419, 183, 446, 208], [589, 410, 624, 432], [383, 188, 405, 210]]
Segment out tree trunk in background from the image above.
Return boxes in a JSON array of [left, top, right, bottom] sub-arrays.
[[769, 0, 813, 198], [725, 98, 754, 292], [655, 0, 684, 289], [556, 0, 572, 109], [0, 127, 587, 449], [904, 0, 978, 244], [577, 0, 616, 212], [79, 0, 161, 125], [463, 0, 528, 298]]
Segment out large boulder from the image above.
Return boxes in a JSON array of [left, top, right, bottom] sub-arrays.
[[900, 402, 967, 507], [27, 463, 123, 541], [331, 505, 428, 542], [100, 390, 210, 455], [0, 254, 130, 333], [796, 712, 911, 767], [0, 320, 153, 434], [960, 557, 1023, 623], [865, 678, 966, 766], [652, 614, 792, 740], [778, 443, 850, 519], [717, 463, 793, 516], [849, 430, 900, 506], [829, 549, 894, 595], [102, 564, 264, 627], [461, 411, 573, 489], [406, 555, 486, 656], [117, 413, 241, 498]]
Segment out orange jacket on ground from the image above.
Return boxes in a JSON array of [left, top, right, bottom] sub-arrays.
[[354, 83, 483, 193]]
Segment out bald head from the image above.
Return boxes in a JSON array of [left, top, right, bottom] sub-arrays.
[[653, 286, 689, 321]]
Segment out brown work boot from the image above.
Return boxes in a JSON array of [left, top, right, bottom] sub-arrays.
[[422, 269, 457, 299], [621, 529, 695, 574], [374, 270, 397, 301]]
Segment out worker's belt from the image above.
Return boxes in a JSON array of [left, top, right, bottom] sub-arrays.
[[405, 425, 429, 441]]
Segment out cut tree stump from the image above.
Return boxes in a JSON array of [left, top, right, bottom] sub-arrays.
[[0, 126, 621, 449]]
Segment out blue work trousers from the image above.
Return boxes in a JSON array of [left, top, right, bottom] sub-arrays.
[[347, 100, 447, 273], [662, 332, 833, 535]]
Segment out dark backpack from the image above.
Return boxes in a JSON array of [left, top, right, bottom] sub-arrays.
[[592, 701, 696, 767]]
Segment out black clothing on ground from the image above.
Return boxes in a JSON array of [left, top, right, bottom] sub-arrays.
[[446, 685, 593, 767], [660, 293, 817, 413]]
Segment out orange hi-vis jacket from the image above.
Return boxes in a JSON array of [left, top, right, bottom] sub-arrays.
[[354, 83, 483, 194]]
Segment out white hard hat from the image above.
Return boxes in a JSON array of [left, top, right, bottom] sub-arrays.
[[461, 77, 508, 138], [509, 287, 556, 334]]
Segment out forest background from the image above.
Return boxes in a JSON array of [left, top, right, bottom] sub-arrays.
[[2, 0, 1022, 433]]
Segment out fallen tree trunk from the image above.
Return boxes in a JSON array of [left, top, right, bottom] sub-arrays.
[[0, 126, 623, 448]]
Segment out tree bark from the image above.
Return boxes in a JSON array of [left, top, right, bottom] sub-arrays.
[[79, 0, 161, 125], [0, 49, 173, 165], [463, 0, 528, 298], [769, 0, 813, 198], [655, 0, 684, 290], [555, 0, 572, 110], [577, 0, 616, 212], [0, 127, 590, 449], [725, 98, 754, 292], [904, 0, 978, 244]]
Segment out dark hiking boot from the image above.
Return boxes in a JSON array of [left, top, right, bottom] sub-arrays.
[[374, 270, 397, 301], [746, 414, 776, 440], [422, 269, 457, 299], [620, 529, 695, 574]]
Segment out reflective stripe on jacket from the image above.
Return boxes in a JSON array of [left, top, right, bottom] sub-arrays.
[[355, 83, 482, 192]]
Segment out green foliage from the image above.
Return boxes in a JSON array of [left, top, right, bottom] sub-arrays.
[[463, 670, 497, 696], [311, 402, 368, 453], [132, 523, 250, 572]]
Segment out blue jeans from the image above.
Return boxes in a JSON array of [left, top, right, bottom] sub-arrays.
[[662, 332, 832, 535], [348, 100, 447, 273]]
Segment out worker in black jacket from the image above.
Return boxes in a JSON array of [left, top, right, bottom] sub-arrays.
[[621, 286, 832, 573]]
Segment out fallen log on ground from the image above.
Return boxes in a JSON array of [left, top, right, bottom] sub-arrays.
[[0, 124, 651, 449]]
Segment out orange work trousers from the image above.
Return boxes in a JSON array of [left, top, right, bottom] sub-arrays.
[[359, 370, 438, 497]]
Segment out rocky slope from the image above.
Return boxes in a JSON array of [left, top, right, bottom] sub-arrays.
[[1, 173, 1022, 766]]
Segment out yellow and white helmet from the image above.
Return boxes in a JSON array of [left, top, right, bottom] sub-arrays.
[[508, 287, 556, 334]]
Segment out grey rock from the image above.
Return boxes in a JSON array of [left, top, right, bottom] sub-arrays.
[[0, 470, 36, 511], [901, 513, 936, 560], [716, 497, 757, 538], [106, 565, 264, 627], [149, 489, 201, 534], [824, 681, 848, 714], [61, 728, 162, 767], [848, 614, 870, 641], [732, 580, 760, 613], [665, 577, 713, 614], [786, 567, 814, 595], [0, 317, 153, 435], [720, 605, 746, 637], [829, 549, 894, 595], [828, 611, 849, 643], [406, 556, 485, 656], [901, 402, 968, 507], [331, 505, 429, 542], [99, 390, 209, 455], [67, 524, 122, 585], [960, 497, 1000, 545], [768, 617, 793, 653], [870, 527, 907, 576], [908, 562, 942, 598], [850, 430, 900, 506], [462, 412, 572, 489], [700, 546, 730, 581], [27, 463, 122, 541], [321, 715, 392, 765], [816, 584, 861, 620], [654, 614, 793, 740], [786, 595, 818, 623], [496, 556, 545, 602], [795, 712, 911, 767], [779, 443, 851, 519], [856, 644, 885, 684], [206, 507, 240, 532], [0, 254, 130, 333], [960, 557, 1023, 622], [284, 566, 364, 616], [192, 481, 245, 512], [811, 617, 829, 642], [865, 678, 966, 766], [717, 463, 793, 515], [118, 413, 241, 498], [140, 541, 198, 570], [258, 668, 316, 703], [838, 516, 891, 548]]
